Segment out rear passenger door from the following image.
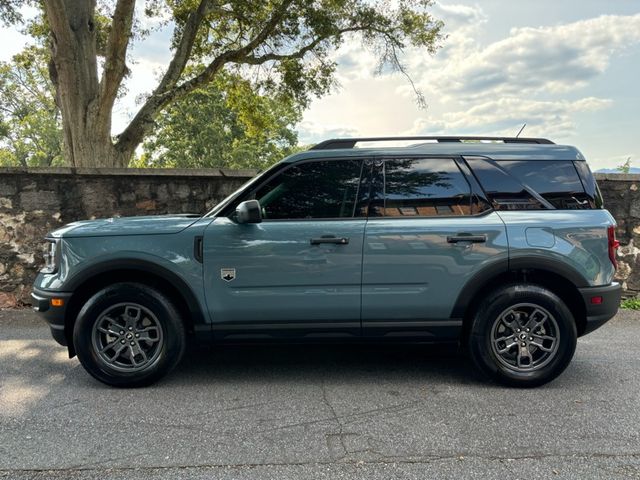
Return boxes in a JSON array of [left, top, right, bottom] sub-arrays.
[[361, 156, 509, 338]]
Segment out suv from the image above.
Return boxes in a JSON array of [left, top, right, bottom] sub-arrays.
[[32, 136, 621, 387]]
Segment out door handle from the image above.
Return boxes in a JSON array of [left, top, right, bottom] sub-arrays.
[[310, 236, 349, 245], [193, 235, 203, 262], [447, 234, 487, 244]]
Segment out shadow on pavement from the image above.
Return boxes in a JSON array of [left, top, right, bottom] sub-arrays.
[[169, 341, 483, 387]]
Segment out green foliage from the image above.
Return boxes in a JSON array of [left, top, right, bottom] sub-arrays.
[[621, 297, 640, 310], [166, 0, 444, 110], [0, 0, 23, 26], [0, 46, 63, 167], [138, 71, 301, 169], [9, 0, 443, 168], [617, 157, 632, 174]]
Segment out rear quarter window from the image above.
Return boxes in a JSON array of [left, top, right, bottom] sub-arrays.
[[498, 160, 591, 209], [465, 158, 545, 210], [467, 158, 593, 210], [574, 160, 603, 208]]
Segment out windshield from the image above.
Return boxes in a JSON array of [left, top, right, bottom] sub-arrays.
[[203, 164, 280, 217]]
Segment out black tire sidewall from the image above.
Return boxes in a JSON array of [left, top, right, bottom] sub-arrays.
[[73, 283, 185, 387], [469, 284, 577, 387]]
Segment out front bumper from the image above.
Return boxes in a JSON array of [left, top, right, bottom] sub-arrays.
[[31, 288, 73, 346], [578, 282, 621, 336]]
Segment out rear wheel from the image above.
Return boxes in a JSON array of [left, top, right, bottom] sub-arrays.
[[73, 283, 185, 387], [468, 284, 577, 387]]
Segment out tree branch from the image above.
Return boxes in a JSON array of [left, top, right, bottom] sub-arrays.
[[99, 0, 136, 112], [238, 37, 333, 65], [236, 24, 379, 65], [116, 0, 293, 154], [155, 0, 212, 94], [384, 42, 425, 109], [111, 0, 212, 156], [167, 0, 303, 101]]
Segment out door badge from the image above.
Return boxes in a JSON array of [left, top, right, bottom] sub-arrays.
[[221, 268, 236, 282]]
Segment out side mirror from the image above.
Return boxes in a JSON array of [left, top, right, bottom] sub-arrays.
[[235, 200, 262, 224]]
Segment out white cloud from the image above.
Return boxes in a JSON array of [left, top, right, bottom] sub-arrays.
[[432, 2, 487, 28], [421, 2, 487, 65], [330, 38, 379, 83], [302, 7, 640, 149], [297, 121, 360, 145], [427, 13, 640, 99], [399, 12, 640, 141], [407, 97, 612, 138]]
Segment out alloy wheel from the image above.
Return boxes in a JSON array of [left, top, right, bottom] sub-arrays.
[[91, 303, 164, 372], [490, 303, 560, 372]]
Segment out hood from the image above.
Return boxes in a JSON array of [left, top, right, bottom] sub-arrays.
[[49, 214, 202, 238]]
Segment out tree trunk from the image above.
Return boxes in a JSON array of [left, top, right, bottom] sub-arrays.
[[60, 98, 130, 168], [45, 0, 132, 168]]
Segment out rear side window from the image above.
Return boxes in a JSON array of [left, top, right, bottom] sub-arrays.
[[465, 158, 545, 210], [499, 161, 591, 209], [252, 159, 363, 219], [370, 158, 472, 217], [467, 158, 592, 210]]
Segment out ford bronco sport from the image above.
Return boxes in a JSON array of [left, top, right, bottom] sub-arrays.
[[32, 136, 621, 387]]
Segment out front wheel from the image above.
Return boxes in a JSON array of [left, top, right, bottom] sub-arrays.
[[73, 283, 185, 387], [468, 284, 577, 387]]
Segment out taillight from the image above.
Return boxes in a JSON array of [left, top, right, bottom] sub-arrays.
[[607, 225, 619, 269]]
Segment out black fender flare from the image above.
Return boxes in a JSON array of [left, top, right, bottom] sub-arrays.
[[63, 259, 206, 327], [450, 257, 589, 319]]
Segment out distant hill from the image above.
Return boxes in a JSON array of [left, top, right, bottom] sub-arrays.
[[595, 167, 640, 174]]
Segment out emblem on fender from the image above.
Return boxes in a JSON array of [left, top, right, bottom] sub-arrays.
[[220, 268, 236, 282]]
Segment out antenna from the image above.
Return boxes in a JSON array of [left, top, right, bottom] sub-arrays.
[[515, 123, 526, 138]]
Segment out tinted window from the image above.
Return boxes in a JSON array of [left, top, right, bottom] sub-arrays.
[[252, 159, 363, 219], [466, 158, 545, 210], [371, 158, 472, 217], [574, 160, 603, 208], [454, 158, 493, 214], [499, 160, 591, 209]]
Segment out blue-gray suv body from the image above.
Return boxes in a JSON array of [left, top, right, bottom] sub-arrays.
[[32, 136, 621, 387]]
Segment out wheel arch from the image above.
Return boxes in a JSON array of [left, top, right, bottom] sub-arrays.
[[63, 260, 207, 356], [454, 260, 589, 339]]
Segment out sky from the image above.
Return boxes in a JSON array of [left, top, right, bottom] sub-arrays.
[[1, 1, 639, 170]]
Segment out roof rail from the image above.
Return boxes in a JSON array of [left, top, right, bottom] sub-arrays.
[[310, 136, 555, 150]]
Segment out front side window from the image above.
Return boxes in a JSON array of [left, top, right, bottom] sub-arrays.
[[371, 158, 472, 217], [251, 159, 363, 220]]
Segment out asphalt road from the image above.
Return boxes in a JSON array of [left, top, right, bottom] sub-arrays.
[[1, 309, 639, 479]]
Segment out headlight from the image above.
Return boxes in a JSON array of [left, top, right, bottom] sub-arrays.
[[41, 239, 60, 274]]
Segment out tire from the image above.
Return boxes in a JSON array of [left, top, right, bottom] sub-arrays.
[[468, 284, 577, 388], [73, 282, 186, 387]]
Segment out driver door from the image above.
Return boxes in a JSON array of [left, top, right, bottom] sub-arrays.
[[202, 158, 367, 338]]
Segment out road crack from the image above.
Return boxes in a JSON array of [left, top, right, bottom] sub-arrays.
[[321, 375, 348, 460]]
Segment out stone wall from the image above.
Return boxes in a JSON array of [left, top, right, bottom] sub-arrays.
[[0, 167, 256, 306], [595, 173, 640, 296], [0, 168, 638, 307]]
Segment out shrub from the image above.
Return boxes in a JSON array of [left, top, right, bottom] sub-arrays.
[[621, 297, 640, 310]]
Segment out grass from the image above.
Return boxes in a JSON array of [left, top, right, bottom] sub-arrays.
[[621, 297, 640, 310]]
